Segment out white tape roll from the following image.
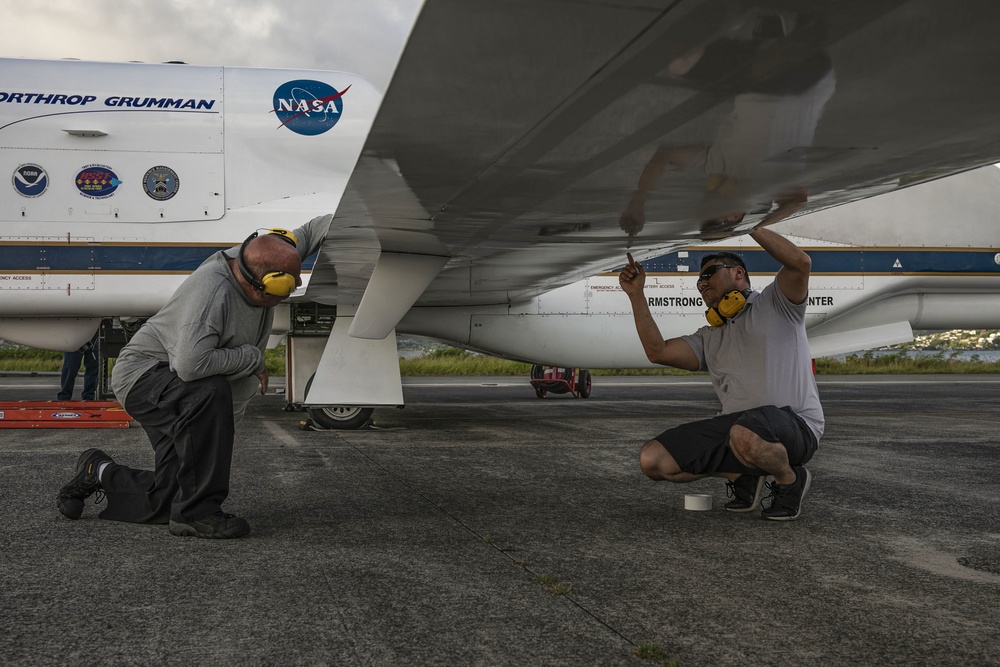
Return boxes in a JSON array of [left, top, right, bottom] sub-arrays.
[[684, 493, 712, 511]]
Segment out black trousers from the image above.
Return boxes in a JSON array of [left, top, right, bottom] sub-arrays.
[[100, 364, 235, 524]]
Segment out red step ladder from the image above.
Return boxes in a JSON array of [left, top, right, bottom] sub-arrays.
[[0, 401, 134, 429]]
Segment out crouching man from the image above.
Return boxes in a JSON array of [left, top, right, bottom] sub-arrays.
[[619, 226, 823, 520]]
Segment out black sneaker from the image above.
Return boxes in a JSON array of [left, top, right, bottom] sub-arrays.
[[761, 466, 812, 521], [724, 475, 766, 512], [169, 512, 251, 539], [56, 449, 113, 520]]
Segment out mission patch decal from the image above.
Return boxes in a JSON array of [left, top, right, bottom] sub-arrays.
[[75, 164, 122, 199], [142, 166, 180, 201], [12, 163, 49, 198]]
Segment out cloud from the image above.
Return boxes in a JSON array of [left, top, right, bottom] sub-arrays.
[[0, 0, 422, 89]]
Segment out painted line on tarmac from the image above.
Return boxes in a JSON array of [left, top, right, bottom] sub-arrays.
[[263, 420, 302, 448], [819, 379, 1000, 384], [402, 379, 713, 388]]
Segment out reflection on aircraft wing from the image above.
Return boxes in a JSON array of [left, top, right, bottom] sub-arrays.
[[311, 0, 1000, 313]]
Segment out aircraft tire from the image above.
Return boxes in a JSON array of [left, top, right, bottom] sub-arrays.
[[304, 374, 374, 430]]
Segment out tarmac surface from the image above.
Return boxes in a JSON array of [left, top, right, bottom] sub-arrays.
[[2, 373, 999, 666]]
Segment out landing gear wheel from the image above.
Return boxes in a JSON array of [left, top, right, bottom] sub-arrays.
[[304, 374, 374, 430], [578, 369, 591, 398], [534, 386, 546, 398]]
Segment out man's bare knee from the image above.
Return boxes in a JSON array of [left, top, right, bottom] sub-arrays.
[[729, 423, 788, 473], [728, 424, 763, 466], [639, 439, 679, 480]]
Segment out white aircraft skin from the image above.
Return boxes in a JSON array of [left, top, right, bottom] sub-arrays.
[[399, 212, 1000, 371], [0, 58, 381, 348], [459, 235, 1000, 368], [4, 1, 1000, 428]]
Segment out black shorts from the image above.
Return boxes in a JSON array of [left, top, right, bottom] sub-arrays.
[[653, 405, 818, 476]]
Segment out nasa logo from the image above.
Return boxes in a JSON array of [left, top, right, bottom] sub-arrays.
[[75, 164, 122, 199], [271, 79, 349, 136], [142, 165, 180, 201], [12, 163, 49, 198]]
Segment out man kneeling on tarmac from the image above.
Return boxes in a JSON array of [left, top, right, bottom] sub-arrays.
[[55, 216, 329, 538]]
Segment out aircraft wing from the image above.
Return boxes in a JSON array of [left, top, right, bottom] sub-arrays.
[[307, 0, 1000, 333]]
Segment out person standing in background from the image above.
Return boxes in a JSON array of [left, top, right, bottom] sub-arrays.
[[57, 329, 100, 401]]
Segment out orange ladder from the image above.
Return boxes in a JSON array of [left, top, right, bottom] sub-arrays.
[[0, 401, 134, 428]]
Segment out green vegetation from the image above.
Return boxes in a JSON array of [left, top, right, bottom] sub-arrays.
[[3, 331, 999, 376], [816, 350, 1000, 374], [547, 582, 572, 596], [531, 572, 572, 596], [399, 346, 532, 375], [0, 345, 290, 376], [634, 642, 683, 667], [0, 346, 63, 372]]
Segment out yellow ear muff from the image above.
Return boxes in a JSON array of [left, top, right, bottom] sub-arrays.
[[705, 290, 749, 326], [717, 290, 747, 318], [237, 228, 300, 296], [259, 271, 297, 297]]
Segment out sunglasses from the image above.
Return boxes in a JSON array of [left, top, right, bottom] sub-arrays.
[[697, 264, 737, 282]]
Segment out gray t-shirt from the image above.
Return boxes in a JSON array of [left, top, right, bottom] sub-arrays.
[[681, 282, 825, 440], [111, 214, 330, 421]]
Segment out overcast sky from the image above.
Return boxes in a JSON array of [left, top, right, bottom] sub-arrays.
[[0, 0, 423, 91]]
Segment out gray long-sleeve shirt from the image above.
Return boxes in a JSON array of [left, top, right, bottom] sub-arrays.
[[111, 215, 330, 420]]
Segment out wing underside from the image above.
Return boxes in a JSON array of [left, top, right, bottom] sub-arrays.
[[307, 0, 1000, 314]]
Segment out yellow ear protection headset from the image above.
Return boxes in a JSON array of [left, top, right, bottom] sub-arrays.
[[237, 228, 299, 297], [705, 288, 752, 327], [699, 254, 751, 326]]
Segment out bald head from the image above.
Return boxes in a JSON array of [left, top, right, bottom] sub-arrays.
[[244, 233, 302, 278], [234, 233, 303, 304]]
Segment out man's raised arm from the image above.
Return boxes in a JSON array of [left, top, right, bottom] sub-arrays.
[[749, 226, 811, 305], [620, 253, 700, 371]]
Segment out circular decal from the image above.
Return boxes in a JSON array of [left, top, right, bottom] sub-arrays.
[[76, 164, 122, 199], [13, 163, 49, 198], [271, 79, 348, 136], [143, 166, 180, 201]]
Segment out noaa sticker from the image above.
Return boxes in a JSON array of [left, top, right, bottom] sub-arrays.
[[142, 166, 179, 201], [76, 164, 122, 199], [51, 412, 82, 419], [12, 163, 49, 198], [271, 79, 349, 136]]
